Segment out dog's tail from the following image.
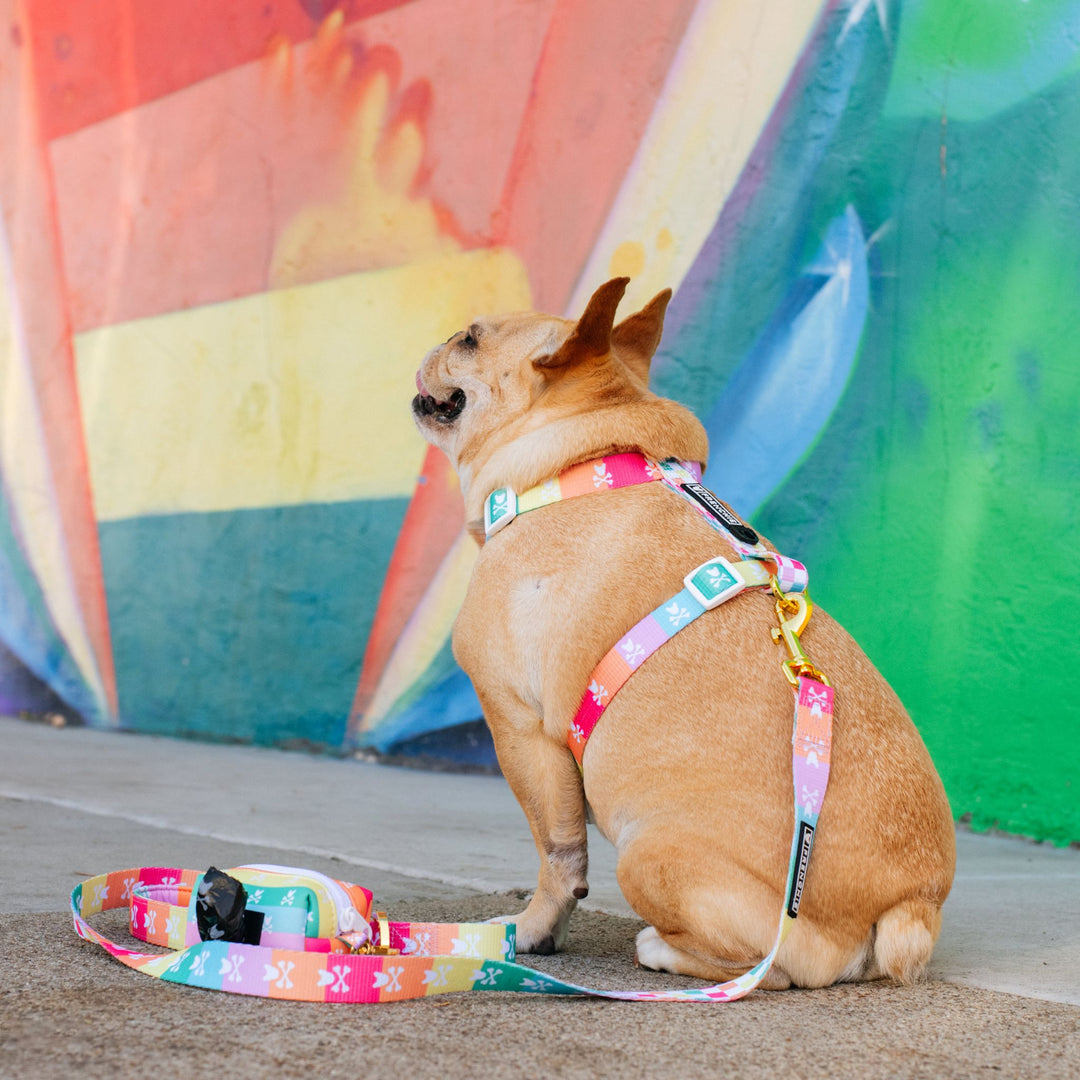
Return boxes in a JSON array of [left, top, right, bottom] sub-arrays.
[[869, 897, 943, 984]]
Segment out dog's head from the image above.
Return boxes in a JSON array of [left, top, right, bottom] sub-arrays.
[[412, 278, 707, 521]]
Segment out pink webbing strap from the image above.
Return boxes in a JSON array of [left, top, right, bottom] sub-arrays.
[[484, 454, 702, 537]]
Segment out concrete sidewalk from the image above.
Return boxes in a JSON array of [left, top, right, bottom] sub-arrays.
[[2, 716, 1078, 1078]]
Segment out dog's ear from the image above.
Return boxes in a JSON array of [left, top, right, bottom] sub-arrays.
[[611, 288, 672, 385], [536, 277, 629, 369]]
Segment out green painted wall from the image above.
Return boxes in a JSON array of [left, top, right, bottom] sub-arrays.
[[732, 0, 1080, 844]]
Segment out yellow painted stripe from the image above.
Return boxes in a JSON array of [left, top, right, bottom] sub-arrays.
[[568, 0, 827, 317], [75, 249, 532, 521]]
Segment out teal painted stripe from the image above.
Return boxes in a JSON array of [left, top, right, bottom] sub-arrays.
[[98, 498, 408, 747]]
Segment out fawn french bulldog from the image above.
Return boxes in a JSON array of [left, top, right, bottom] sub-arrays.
[[411, 278, 954, 988]]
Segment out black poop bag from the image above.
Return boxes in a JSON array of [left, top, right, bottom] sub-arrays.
[[196, 867, 264, 945]]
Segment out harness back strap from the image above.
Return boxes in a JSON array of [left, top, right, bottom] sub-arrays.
[[654, 459, 808, 592]]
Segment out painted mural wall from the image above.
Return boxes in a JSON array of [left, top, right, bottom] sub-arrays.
[[0, 0, 1076, 843]]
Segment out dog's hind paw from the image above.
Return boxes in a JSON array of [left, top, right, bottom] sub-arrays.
[[635, 925, 685, 973]]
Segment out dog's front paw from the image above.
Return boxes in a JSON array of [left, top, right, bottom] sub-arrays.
[[487, 911, 563, 955]]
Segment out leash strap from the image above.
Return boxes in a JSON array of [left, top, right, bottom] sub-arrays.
[[71, 683, 830, 1003], [72, 866, 517, 1002]]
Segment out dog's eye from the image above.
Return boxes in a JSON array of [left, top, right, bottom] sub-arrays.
[[461, 325, 479, 349]]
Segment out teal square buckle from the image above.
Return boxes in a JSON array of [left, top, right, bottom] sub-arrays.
[[683, 557, 745, 610], [484, 488, 518, 537]]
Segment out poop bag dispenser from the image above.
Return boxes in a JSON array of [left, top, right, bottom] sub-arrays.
[[196, 866, 264, 945]]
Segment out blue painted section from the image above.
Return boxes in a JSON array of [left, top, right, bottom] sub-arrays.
[[363, 642, 482, 753], [0, 481, 98, 720], [98, 498, 407, 747], [388, 719, 499, 770], [655, 3, 876, 414], [702, 206, 869, 517], [0, 638, 79, 717]]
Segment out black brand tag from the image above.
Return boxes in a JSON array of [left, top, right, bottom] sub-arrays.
[[786, 821, 815, 918], [680, 483, 760, 545], [241, 909, 266, 945]]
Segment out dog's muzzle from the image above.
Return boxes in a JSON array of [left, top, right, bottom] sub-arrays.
[[413, 387, 467, 424]]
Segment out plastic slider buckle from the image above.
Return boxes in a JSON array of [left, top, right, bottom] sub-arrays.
[[683, 556, 747, 611], [484, 487, 518, 538]]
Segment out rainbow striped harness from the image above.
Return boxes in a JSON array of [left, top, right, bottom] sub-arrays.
[[482, 452, 825, 762], [483, 451, 835, 997]]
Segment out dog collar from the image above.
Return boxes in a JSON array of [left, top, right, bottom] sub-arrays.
[[483, 453, 699, 538], [483, 454, 807, 593]]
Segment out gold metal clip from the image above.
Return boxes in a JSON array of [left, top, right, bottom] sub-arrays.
[[770, 582, 831, 687], [338, 912, 399, 955], [372, 911, 398, 956]]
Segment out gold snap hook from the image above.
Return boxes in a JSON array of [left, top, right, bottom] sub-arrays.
[[769, 581, 831, 687]]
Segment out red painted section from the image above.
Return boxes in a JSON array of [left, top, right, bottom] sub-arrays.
[[1, 8, 117, 717], [26, 0, 418, 141], [494, 0, 698, 313], [50, 0, 552, 331], [350, 446, 464, 724]]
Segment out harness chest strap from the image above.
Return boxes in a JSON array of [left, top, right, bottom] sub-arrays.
[[569, 553, 760, 766]]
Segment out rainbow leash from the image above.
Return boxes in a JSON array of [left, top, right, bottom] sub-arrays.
[[72, 674, 831, 1004]]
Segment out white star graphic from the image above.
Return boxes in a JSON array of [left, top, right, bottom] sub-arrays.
[[838, 0, 889, 47]]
